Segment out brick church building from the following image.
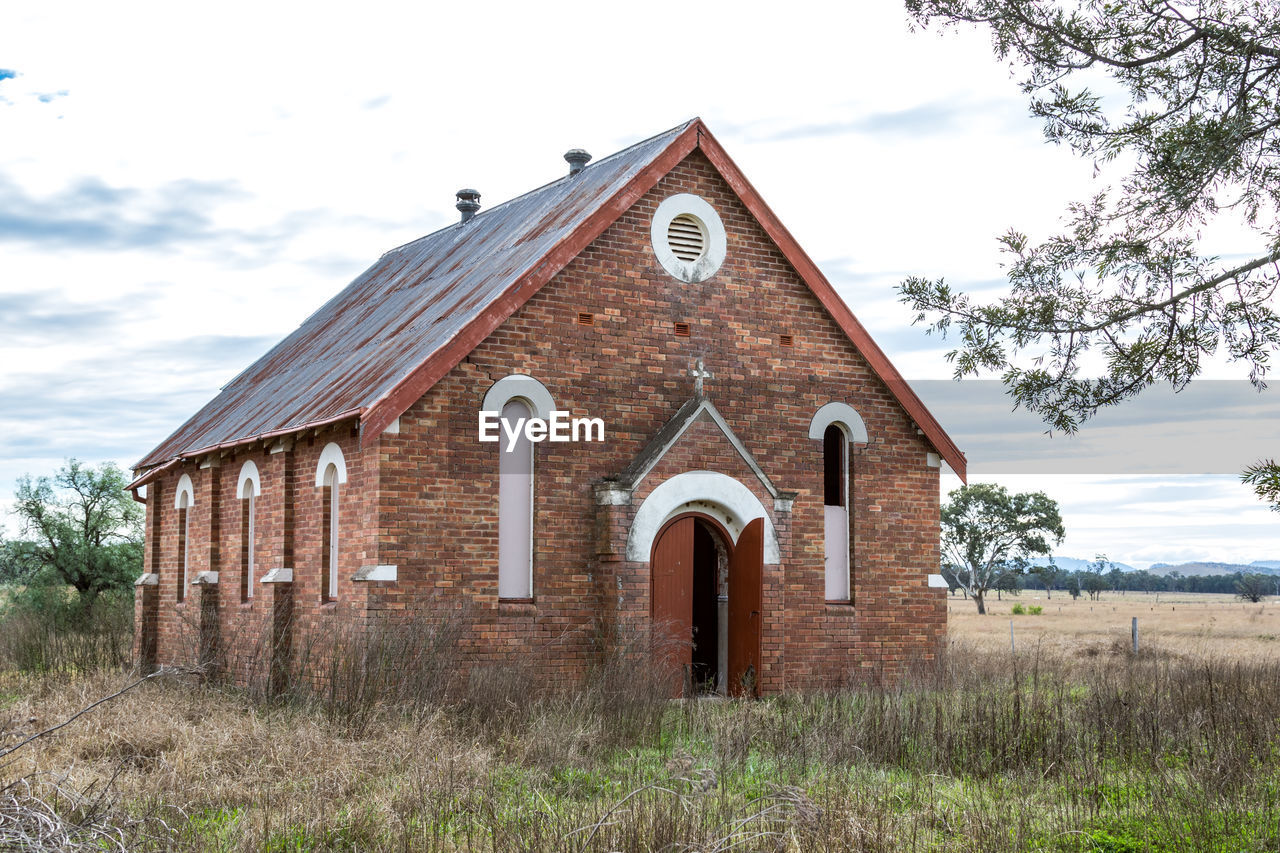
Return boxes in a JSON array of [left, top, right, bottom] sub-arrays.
[[128, 119, 965, 696]]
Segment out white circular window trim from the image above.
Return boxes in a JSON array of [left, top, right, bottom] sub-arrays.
[[650, 194, 727, 283]]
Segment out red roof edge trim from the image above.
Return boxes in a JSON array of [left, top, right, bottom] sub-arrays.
[[694, 126, 967, 481], [359, 122, 704, 444], [128, 407, 365, 491]]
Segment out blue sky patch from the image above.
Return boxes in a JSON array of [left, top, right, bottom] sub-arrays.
[[0, 69, 16, 82]]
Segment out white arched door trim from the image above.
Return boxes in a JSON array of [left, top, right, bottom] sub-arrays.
[[626, 470, 780, 564]]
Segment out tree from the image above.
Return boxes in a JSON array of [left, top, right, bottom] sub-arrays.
[[1243, 459, 1280, 511], [940, 564, 965, 596], [995, 566, 1023, 600], [901, 1, 1280, 507], [1084, 554, 1113, 600], [0, 536, 40, 585], [1236, 572, 1274, 602], [1030, 562, 1058, 598], [1067, 575, 1082, 599], [940, 483, 1065, 614], [12, 460, 143, 600]]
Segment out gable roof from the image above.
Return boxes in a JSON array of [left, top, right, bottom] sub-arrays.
[[616, 394, 782, 497], [134, 119, 966, 482]]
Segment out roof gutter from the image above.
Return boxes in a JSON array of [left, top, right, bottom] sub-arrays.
[[127, 407, 366, 491]]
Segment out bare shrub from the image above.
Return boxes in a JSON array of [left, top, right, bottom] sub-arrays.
[[0, 773, 173, 852], [0, 589, 132, 674], [314, 604, 466, 731]]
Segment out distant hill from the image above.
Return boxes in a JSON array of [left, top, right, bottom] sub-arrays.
[[1031, 556, 1137, 573], [1022, 556, 1280, 576], [1149, 561, 1280, 577]]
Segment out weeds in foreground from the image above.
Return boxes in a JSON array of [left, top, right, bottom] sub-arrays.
[[1, 639, 1279, 851]]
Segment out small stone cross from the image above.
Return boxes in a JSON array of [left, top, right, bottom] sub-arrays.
[[689, 357, 713, 396]]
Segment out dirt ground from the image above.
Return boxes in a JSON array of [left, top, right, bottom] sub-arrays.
[[946, 589, 1280, 658]]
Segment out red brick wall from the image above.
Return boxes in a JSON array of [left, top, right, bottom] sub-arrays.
[[141, 149, 946, 690], [145, 426, 382, 685]]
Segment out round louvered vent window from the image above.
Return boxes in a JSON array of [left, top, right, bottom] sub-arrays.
[[667, 214, 707, 262], [651, 194, 726, 283]]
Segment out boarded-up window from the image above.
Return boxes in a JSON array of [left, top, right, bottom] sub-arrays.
[[177, 496, 189, 602], [498, 399, 534, 599], [823, 425, 850, 601], [240, 485, 255, 601], [321, 464, 339, 602]]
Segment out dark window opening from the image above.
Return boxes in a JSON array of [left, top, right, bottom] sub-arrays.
[[176, 506, 188, 602], [823, 424, 845, 507], [690, 520, 721, 694], [321, 483, 334, 602], [240, 498, 252, 602]]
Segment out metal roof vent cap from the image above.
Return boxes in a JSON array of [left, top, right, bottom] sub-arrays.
[[564, 149, 591, 176], [456, 188, 481, 223]]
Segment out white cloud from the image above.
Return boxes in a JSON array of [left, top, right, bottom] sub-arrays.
[[0, 1, 1270, 567]]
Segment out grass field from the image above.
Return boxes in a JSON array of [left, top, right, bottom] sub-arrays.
[[949, 590, 1280, 658], [1, 593, 1279, 851]]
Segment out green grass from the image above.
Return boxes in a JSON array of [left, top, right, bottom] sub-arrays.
[[5, 638, 1280, 850]]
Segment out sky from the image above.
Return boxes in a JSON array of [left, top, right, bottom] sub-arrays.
[[1, 2, 1277, 569]]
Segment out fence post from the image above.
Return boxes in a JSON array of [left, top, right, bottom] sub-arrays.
[[1131, 617, 1139, 655], [1010, 619, 1015, 654]]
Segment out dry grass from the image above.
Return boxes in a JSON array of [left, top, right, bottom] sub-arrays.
[[1, 593, 1278, 851], [948, 590, 1280, 658]]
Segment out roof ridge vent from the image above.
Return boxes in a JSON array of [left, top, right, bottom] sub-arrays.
[[564, 149, 591, 176], [456, 188, 481, 223]]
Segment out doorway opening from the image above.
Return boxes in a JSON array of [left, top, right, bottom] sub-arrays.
[[690, 518, 729, 694]]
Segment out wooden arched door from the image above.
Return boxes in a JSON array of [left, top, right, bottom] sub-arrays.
[[651, 514, 763, 697], [651, 515, 696, 692], [727, 517, 763, 696]]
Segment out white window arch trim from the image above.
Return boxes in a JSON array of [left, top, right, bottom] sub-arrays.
[[237, 460, 261, 498], [314, 443, 348, 487], [481, 374, 556, 420], [650, 193, 728, 283], [174, 474, 196, 509], [808, 402, 869, 444]]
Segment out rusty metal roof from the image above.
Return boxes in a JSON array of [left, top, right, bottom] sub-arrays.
[[136, 120, 699, 471], [135, 117, 967, 481]]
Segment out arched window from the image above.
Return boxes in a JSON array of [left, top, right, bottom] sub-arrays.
[[238, 461, 261, 602], [498, 398, 534, 599], [321, 464, 339, 601], [823, 424, 850, 601], [810, 404, 865, 604], [175, 474, 195, 602], [483, 374, 553, 602], [314, 443, 347, 603]]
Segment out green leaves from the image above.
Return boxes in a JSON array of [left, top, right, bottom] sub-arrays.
[[900, 2, 1280, 505], [11, 460, 143, 598], [1242, 459, 1280, 511], [941, 483, 1065, 612]]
